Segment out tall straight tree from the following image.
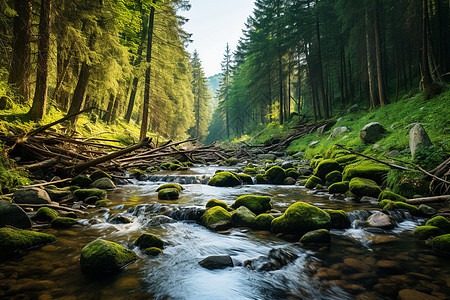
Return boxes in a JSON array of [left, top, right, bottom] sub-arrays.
[[218, 43, 232, 140], [29, 0, 52, 121]]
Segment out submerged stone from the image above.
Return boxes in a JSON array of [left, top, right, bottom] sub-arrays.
[[200, 206, 232, 231], [414, 226, 443, 240], [158, 188, 180, 200], [198, 255, 234, 270], [134, 233, 164, 250], [300, 229, 331, 244], [51, 217, 78, 228], [0, 227, 56, 254], [324, 209, 350, 229], [156, 183, 184, 192]]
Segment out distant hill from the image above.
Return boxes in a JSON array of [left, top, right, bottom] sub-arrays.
[[208, 74, 221, 97]]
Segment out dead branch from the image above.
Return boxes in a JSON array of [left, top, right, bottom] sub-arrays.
[[406, 195, 450, 204], [15, 203, 86, 214]]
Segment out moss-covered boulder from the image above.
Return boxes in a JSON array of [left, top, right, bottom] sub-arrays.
[[0, 200, 32, 229], [51, 217, 78, 228], [95, 200, 110, 207], [285, 168, 299, 180], [237, 173, 253, 184], [324, 209, 351, 229], [414, 226, 443, 240], [31, 207, 58, 223], [255, 174, 269, 184], [342, 161, 390, 184], [91, 178, 116, 190], [73, 189, 106, 201], [134, 233, 164, 250], [143, 247, 163, 256], [44, 188, 71, 202], [253, 214, 274, 230], [299, 229, 331, 244], [206, 199, 231, 211], [231, 195, 272, 215], [378, 191, 406, 202], [418, 204, 436, 216], [328, 181, 349, 194], [392, 202, 419, 215], [325, 171, 343, 186], [231, 206, 257, 227], [305, 176, 323, 189], [349, 177, 382, 198], [156, 183, 184, 192], [379, 199, 393, 209], [207, 172, 241, 187], [425, 216, 450, 233], [80, 239, 139, 274], [426, 234, 450, 253], [90, 170, 112, 182], [157, 188, 180, 200], [310, 158, 323, 169], [0, 228, 56, 254], [335, 155, 358, 165], [271, 202, 331, 235], [313, 159, 342, 181], [71, 175, 92, 188], [244, 167, 257, 175], [200, 206, 232, 231], [265, 166, 286, 185]]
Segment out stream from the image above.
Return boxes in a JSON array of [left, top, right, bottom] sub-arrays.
[[1, 165, 449, 299]]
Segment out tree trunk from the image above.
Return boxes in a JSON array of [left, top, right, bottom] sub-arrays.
[[67, 62, 91, 125], [103, 93, 115, 124], [278, 54, 284, 124], [30, 0, 52, 121], [395, 49, 399, 101], [365, 5, 378, 109], [8, 0, 32, 102], [316, 17, 328, 119], [421, 0, 434, 93], [373, 0, 386, 107], [348, 58, 354, 104]]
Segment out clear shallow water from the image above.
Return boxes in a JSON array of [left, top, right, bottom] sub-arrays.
[[1, 166, 449, 299]]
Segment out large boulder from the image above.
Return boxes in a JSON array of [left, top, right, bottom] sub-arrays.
[[313, 159, 342, 181], [328, 126, 350, 140], [91, 178, 116, 190], [89, 171, 112, 182], [365, 212, 395, 230], [44, 188, 71, 202], [51, 217, 78, 228], [198, 255, 234, 270], [271, 202, 331, 235], [134, 233, 164, 250], [80, 239, 139, 274], [31, 207, 58, 223], [0, 227, 56, 254], [328, 181, 349, 194], [324, 209, 351, 229], [342, 161, 390, 184], [305, 176, 322, 189], [200, 206, 232, 231], [206, 199, 231, 211], [317, 121, 336, 137], [158, 188, 180, 200], [231, 195, 272, 215], [360, 122, 386, 143], [378, 191, 406, 202], [409, 124, 432, 159], [425, 216, 450, 233], [13, 188, 51, 204], [325, 171, 342, 186], [71, 175, 92, 188], [207, 172, 241, 187], [156, 183, 184, 192], [253, 214, 274, 230], [73, 189, 106, 201], [349, 177, 382, 198], [426, 234, 450, 253], [299, 229, 331, 244], [231, 206, 257, 227], [0, 200, 32, 228], [265, 166, 286, 184], [413, 226, 443, 240]]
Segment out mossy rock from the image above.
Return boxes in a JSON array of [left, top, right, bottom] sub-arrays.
[[237, 173, 253, 184], [425, 216, 450, 233], [71, 175, 92, 188], [31, 207, 58, 223], [335, 155, 358, 165], [73, 189, 106, 201], [324, 209, 350, 229], [156, 183, 184, 192], [90, 171, 112, 182], [51, 217, 78, 228], [143, 247, 163, 256], [91, 178, 116, 190], [414, 226, 443, 240], [231, 206, 257, 227], [207, 172, 241, 187], [285, 168, 299, 179], [0, 228, 56, 254], [313, 159, 342, 181], [130, 169, 146, 176], [134, 233, 164, 250], [253, 214, 274, 230], [392, 202, 419, 215], [426, 234, 450, 253], [349, 177, 382, 198], [160, 163, 171, 170], [265, 166, 286, 185], [231, 195, 272, 215], [379, 199, 393, 208], [246, 163, 256, 168], [158, 188, 180, 200], [310, 158, 323, 169], [298, 179, 308, 186], [305, 176, 322, 189], [206, 199, 231, 211], [299, 229, 331, 244], [226, 158, 238, 166], [271, 202, 331, 235], [325, 171, 343, 186], [95, 200, 110, 207], [200, 206, 232, 231], [169, 164, 182, 171], [378, 191, 406, 202], [328, 181, 349, 194], [255, 174, 269, 184], [342, 161, 390, 184], [80, 239, 139, 274], [244, 167, 257, 175], [183, 161, 194, 167]]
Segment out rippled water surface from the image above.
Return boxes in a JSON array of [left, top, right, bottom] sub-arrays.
[[1, 166, 449, 299]]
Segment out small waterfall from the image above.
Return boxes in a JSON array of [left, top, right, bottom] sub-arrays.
[[347, 209, 417, 229], [165, 206, 206, 221], [137, 174, 201, 184]]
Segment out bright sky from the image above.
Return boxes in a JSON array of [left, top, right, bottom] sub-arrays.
[[181, 0, 255, 77]]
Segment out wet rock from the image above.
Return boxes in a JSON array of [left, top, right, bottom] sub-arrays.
[[325, 170, 342, 186], [343, 258, 370, 273], [425, 216, 450, 233], [426, 234, 450, 253], [73, 189, 106, 201], [373, 283, 399, 297], [265, 166, 286, 184], [253, 214, 274, 230], [89, 170, 112, 182], [51, 217, 78, 228], [316, 267, 340, 280], [0, 227, 56, 254], [31, 207, 58, 223], [134, 233, 164, 250], [143, 247, 163, 256], [414, 226, 443, 240], [0, 200, 31, 228], [409, 124, 432, 159], [231, 195, 272, 215], [305, 176, 322, 189], [244, 248, 298, 271], [378, 191, 406, 202], [238, 173, 253, 184], [360, 196, 378, 204], [207, 172, 241, 187], [360, 122, 386, 143], [324, 209, 351, 229], [418, 204, 436, 216], [376, 260, 402, 274], [300, 229, 330, 244], [283, 177, 296, 185], [364, 227, 388, 234], [198, 255, 234, 270], [148, 215, 175, 226], [328, 181, 349, 194], [109, 214, 133, 224], [44, 188, 71, 202], [80, 239, 139, 274], [365, 212, 395, 230], [231, 206, 256, 227], [349, 177, 382, 198], [298, 167, 313, 176], [13, 188, 51, 204], [91, 178, 116, 190], [71, 175, 92, 188], [281, 162, 294, 169], [328, 126, 350, 140], [257, 154, 277, 161], [317, 121, 336, 137], [398, 289, 440, 300], [165, 206, 206, 221], [156, 183, 184, 192], [200, 206, 232, 231], [313, 159, 342, 181], [158, 188, 180, 200]]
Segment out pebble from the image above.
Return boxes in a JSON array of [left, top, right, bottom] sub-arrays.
[[373, 283, 399, 297], [397, 289, 440, 300], [316, 267, 340, 280], [343, 258, 370, 272], [376, 260, 402, 274]]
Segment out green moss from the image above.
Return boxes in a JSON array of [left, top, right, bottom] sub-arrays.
[[313, 159, 342, 181], [207, 172, 241, 187], [325, 170, 342, 186], [205, 199, 231, 211], [255, 174, 269, 184], [379, 199, 393, 208], [80, 239, 139, 274], [253, 214, 274, 230], [231, 195, 272, 215], [157, 188, 180, 200], [298, 179, 308, 186], [231, 206, 257, 227], [200, 206, 232, 230], [414, 226, 443, 240], [169, 163, 182, 171], [378, 191, 406, 202], [160, 163, 171, 170], [342, 161, 390, 184], [305, 176, 322, 189], [226, 158, 238, 165], [45, 185, 58, 190], [335, 155, 358, 165], [426, 234, 450, 253], [31, 207, 58, 222], [285, 168, 299, 179], [265, 166, 286, 184], [51, 217, 78, 228], [271, 202, 331, 235], [183, 161, 194, 167], [90, 171, 112, 182], [71, 175, 92, 188], [392, 202, 419, 215], [310, 158, 323, 169], [244, 167, 257, 174], [156, 183, 184, 192], [95, 200, 110, 207], [300, 229, 331, 244], [130, 169, 146, 175], [349, 177, 382, 198], [324, 209, 350, 229], [134, 233, 164, 250], [328, 181, 349, 194], [143, 247, 163, 256], [237, 173, 253, 184], [0, 228, 56, 254], [73, 189, 106, 200], [425, 216, 450, 233]]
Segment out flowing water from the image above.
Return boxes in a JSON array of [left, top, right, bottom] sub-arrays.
[[1, 166, 449, 299]]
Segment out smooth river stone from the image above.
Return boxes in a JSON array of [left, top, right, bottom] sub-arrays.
[[343, 258, 370, 272], [398, 289, 440, 300]]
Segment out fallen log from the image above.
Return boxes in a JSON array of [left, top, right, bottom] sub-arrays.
[[21, 178, 71, 188], [15, 203, 86, 214], [20, 158, 60, 171], [406, 195, 450, 204]]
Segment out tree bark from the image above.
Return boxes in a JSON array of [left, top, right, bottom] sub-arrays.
[[373, 0, 387, 107], [67, 62, 91, 125], [421, 0, 434, 93], [365, 5, 378, 109], [315, 17, 328, 119]]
